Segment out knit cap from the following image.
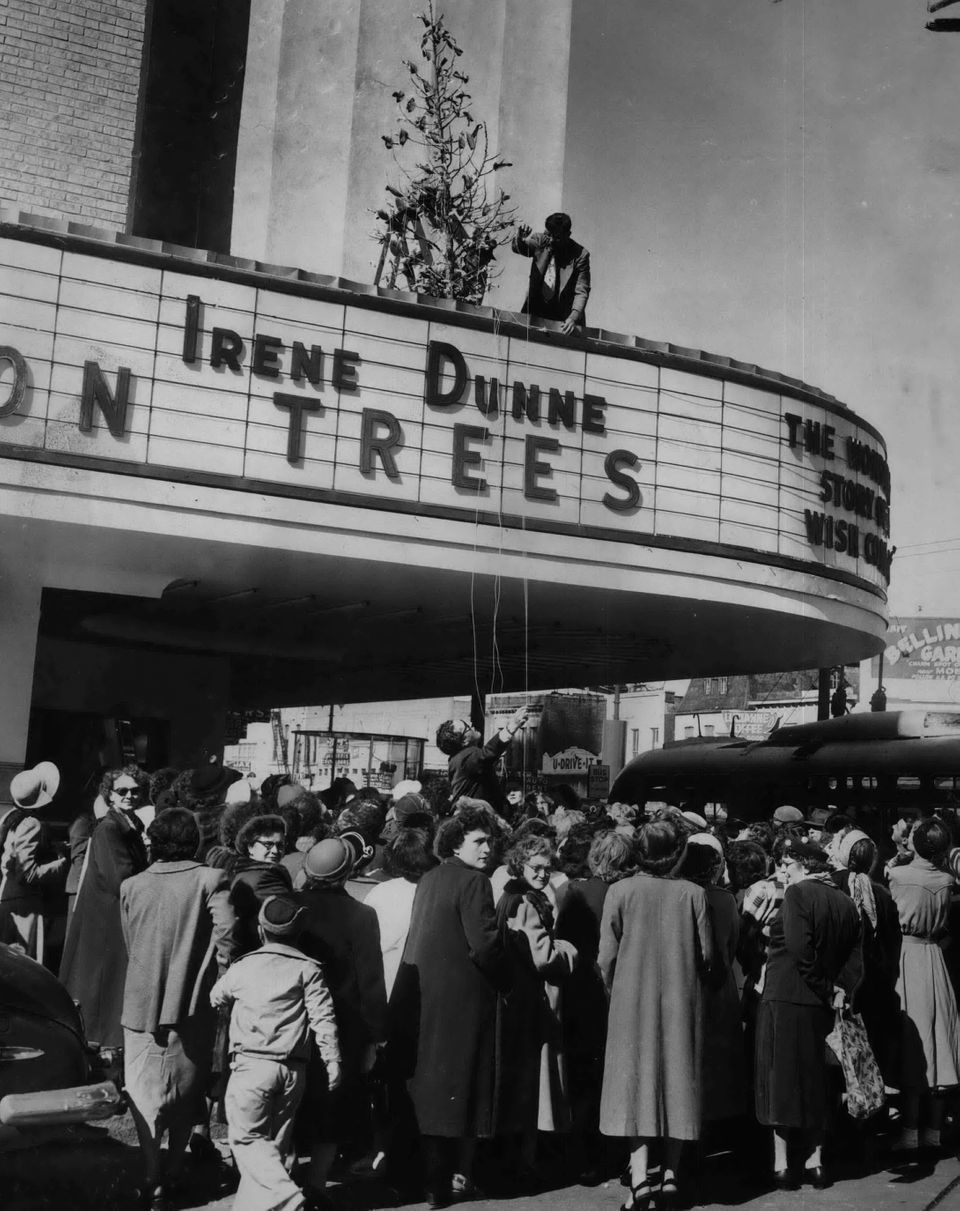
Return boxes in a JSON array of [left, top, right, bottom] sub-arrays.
[[258, 896, 305, 937]]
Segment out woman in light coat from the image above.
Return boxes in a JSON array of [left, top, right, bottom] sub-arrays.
[[888, 817, 960, 1155], [599, 821, 712, 1209], [120, 808, 236, 1209]]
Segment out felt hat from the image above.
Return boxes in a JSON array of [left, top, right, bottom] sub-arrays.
[[773, 805, 804, 824], [303, 837, 354, 882], [190, 754, 242, 800], [10, 762, 60, 811], [258, 896, 305, 937], [394, 791, 430, 826], [276, 783, 301, 810]]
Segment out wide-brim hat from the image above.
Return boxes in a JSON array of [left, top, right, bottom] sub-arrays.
[[10, 762, 60, 811]]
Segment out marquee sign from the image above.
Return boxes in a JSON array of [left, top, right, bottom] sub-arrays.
[[0, 232, 891, 590]]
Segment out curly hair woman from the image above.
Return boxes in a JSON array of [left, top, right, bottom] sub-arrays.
[[495, 834, 578, 1186], [391, 805, 508, 1206]]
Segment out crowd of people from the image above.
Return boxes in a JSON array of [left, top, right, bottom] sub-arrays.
[[3, 725, 960, 1211]]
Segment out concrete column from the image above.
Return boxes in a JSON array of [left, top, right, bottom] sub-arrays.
[[232, 0, 572, 295], [0, 560, 42, 801], [233, 0, 363, 273]]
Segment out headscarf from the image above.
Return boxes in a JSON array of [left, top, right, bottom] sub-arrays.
[[834, 828, 877, 929]]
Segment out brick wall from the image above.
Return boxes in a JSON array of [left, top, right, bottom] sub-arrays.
[[0, 0, 148, 230]]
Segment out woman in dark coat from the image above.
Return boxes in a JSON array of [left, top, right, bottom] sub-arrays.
[[392, 805, 508, 1207], [676, 834, 746, 1128], [495, 834, 577, 1181], [556, 829, 635, 1182], [223, 813, 292, 956], [599, 821, 713, 1209], [60, 765, 149, 1048], [754, 838, 862, 1189], [294, 834, 388, 1203], [830, 829, 901, 1086]]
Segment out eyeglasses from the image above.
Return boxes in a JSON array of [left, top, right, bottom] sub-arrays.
[[252, 838, 283, 852], [112, 785, 140, 798], [525, 864, 551, 876]]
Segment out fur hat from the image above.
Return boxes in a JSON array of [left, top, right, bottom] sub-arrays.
[[235, 813, 286, 856]]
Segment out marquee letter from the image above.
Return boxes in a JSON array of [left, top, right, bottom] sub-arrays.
[[291, 342, 323, 385], [210, 327, 244, 371], [524, 434, 559, 502], [360, 408, 403, 479], [0, 345, 28, 418], [253, 334, 284, 378], [80, 361, 132, 437], [452, 424, 489, 492], [182, 294, 201, 364], [333, 348, 361, 391], [603, 449, 642, 512], [426, 341, 467, 408], [274, 393, 324, 464], [581, 393, 607, 435]]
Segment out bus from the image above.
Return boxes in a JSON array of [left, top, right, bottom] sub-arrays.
[[608, 709, 960, 826]]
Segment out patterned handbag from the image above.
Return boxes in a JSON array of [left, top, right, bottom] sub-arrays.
[[825, 1007, 885, 1121]]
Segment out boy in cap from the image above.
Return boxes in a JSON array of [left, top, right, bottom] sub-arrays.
[[211, 896, 340, 1211]]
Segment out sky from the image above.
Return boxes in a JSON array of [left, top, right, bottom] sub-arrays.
[[549, 0, 960, 621]]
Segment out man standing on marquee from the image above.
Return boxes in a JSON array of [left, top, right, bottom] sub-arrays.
[[511, 212, 591, 335]]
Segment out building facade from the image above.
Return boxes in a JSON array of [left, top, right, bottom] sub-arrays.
[[1, 4, 891, 809]]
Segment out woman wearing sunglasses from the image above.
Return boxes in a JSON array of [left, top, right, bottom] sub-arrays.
[[60, 765, 150, 1049]]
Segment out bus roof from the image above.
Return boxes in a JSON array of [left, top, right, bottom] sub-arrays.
[[609, 711, 960, 803]]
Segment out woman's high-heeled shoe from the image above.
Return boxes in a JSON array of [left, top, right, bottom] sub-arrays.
[[773, 1168, 799, 1191], [804, 1165, 830, 1189], [621, 1179, 655, 1211], [660, 1169, 679, 1205]]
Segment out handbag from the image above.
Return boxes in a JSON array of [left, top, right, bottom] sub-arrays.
[[825, 1007, 885, 1121]]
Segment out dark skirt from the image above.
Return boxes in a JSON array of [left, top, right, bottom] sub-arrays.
[[754, 999, 834, 1130]]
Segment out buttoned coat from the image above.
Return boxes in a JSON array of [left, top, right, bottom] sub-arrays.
[[120, 860, 237, 1032], [391, 858, 509, 1137], [511, 229, 591, 326], [599, 873, 712, 1140], [60, 808, 148, 1046]]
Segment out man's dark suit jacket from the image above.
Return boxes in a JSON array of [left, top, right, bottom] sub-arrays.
[[511, 229, 591, 326]]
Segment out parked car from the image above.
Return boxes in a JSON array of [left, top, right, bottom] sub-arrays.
[[0, 942, 122, 1140]]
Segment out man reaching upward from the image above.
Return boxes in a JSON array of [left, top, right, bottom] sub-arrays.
[[512, 212, 590, 335]]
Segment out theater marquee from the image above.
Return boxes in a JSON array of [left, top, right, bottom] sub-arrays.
[[0, 231, 890, 591]]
